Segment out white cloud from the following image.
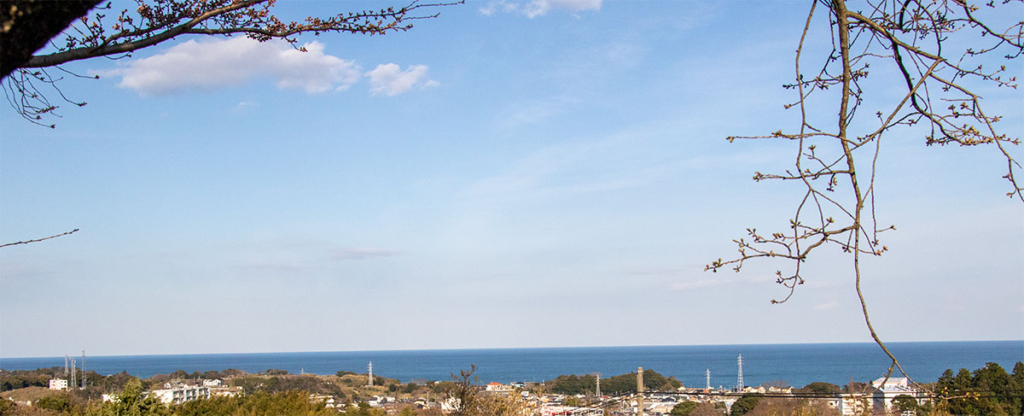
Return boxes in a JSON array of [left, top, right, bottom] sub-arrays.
[[233, 100, 259, 114], [98, 37, 360, 96], [480, 0, 601, 18], [812, 301, 839, 311], [366, 63, 438, 96]]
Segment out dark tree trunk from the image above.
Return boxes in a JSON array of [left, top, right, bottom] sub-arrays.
[[1, 0, 100, 79]]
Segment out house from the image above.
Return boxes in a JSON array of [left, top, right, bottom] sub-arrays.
[[836, 394, 871, 416], [148, 385, 210, 405], [48, 378, 68, 390], [870, 377, 929, 414], [486, 382, 510, 392], [310, 394, 337, 408], [209, 386, 243, 398]]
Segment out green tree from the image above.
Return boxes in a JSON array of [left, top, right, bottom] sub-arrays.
[[671, 401, 698, 416], [729, 394, 762, 416], [891, 395, 919, 414], [35, 392, 73, 413], [93, 377, 167, 416], [797, 382, 841, 395], [973, 362, 1021, 416], [0, 399, 14, 415]]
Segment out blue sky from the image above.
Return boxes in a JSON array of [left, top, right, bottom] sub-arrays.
[[1, 0, 1021, 358]]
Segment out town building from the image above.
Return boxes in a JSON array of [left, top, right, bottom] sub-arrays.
[[148, 385, 210, 405], [486, 382, 510, 392], [48, 378, 68, 390], [540, 405, 604, 415], [870, 377, 930, 414], [835, 394, 872, 416]]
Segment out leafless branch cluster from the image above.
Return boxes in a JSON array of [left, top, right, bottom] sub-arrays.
[[3, 0, 459, 126], [707, 0, 1021, 385]]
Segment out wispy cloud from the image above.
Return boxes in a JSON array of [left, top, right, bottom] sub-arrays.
[[233, 239, 402, 277], [812, 301, 839, 311], [480, 0, 602, 18], [366, 63, 438, 96], [669, 278, 727, 292], [463, 136, 651, 202], [497, 97, 579, 128], [98, 38, 361, 96], [328, 247, 402, 260]]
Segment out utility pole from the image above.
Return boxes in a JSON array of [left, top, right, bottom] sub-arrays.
[[636, 367, 644, 416], [367, 362, 374, 387]]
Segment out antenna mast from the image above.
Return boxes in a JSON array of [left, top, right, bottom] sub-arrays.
[[69, 358, 77, 389]]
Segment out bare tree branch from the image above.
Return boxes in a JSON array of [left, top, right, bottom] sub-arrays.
[[0, 229, 79, 248], [1, 0, 462, 126], [708, 0, 1021, 388]]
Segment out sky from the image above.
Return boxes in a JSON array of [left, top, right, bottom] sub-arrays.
[[1, 0, 1022, 359]]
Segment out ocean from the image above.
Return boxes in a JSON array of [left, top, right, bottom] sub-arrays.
[[2, 341, 1021, 388]]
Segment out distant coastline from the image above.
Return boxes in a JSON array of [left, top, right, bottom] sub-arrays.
[[3, 341, 1021, 387]]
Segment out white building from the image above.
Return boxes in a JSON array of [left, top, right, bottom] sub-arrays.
[[870, 377, 929, 414], [148, 385, 210, 405], [836, 394, 872, 416], [48, 378, 68, 390], [486, 382, 511, 392], [540, 405, 604, 415]]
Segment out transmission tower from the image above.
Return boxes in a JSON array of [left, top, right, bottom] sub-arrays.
[[81, 350, 86, 389], [69, 358, 77, 389], [737, 355, 744, 392], [706, 369, 711, 391], [595, 373, 601, 397]]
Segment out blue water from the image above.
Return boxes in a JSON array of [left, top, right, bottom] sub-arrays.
[[2, 342, 1021, 388]]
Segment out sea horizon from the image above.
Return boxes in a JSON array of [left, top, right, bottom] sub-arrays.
[[5, 339, 1022, 361], [3, 340, 1021, 388]]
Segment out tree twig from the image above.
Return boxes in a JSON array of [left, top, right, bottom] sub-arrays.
[[0, 229, 80, 248]]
